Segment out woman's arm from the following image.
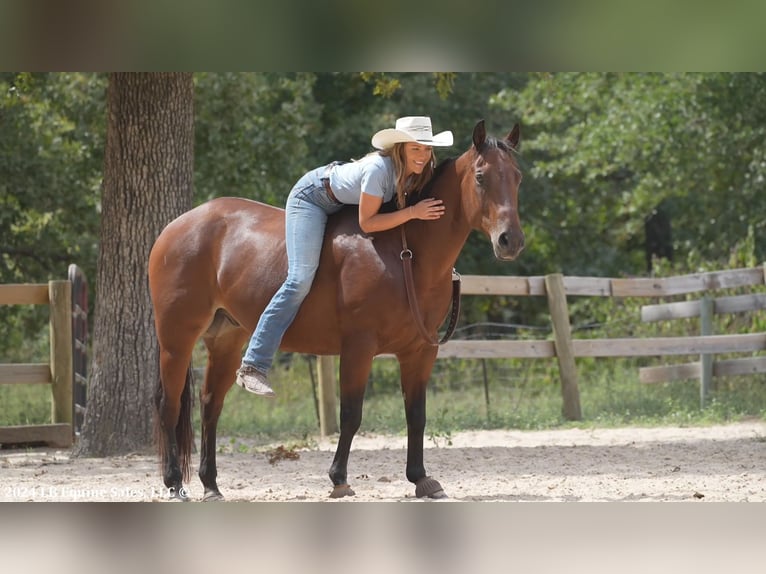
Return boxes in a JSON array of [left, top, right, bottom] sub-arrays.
[[358, 193, 445, 234]]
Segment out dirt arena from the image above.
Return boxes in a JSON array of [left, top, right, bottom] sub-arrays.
[[2, 421, 764, 502]]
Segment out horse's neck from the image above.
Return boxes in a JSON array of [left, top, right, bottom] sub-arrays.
[[405, 160, 472, 284]]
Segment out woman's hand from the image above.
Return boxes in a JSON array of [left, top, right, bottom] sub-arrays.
[[358, 194, 445, 234], [409, 198, 445, 221]]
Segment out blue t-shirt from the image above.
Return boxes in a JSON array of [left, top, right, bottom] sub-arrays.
[[326, 154, 396, 205]]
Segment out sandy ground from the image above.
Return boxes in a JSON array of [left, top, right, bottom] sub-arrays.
[[1, 421, 764, 502]]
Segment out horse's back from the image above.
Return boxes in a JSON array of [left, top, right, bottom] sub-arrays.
[[149, 198, 286, 327], [152, 196, 283, 255], [149, 196, 407, 355], [283, 206, 402, 352]]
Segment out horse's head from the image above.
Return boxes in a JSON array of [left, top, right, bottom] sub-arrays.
[[460, 120, 525, 261]]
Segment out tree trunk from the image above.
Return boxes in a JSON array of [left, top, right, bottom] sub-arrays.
[[77, 73, 194, 456]]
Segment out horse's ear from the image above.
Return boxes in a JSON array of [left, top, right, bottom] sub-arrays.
[[506, 123, 520, 151], [472, 120, 487, 149]]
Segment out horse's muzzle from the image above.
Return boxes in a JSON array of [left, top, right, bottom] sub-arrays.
[[494, 229, 525, 261]]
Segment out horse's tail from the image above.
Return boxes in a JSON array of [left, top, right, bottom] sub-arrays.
[[154, 364, 195, 483], [175, 366, 194, 482]]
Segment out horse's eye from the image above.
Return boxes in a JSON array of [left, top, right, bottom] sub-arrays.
[[475, 172, 484, 185]]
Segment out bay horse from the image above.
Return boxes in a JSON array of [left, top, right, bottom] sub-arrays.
[[149, 120, 524, 501]]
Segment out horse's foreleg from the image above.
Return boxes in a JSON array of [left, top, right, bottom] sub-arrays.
[[328, 388, 364, 498], [328, 344, 374, 498], [398, 347, 446, 499]]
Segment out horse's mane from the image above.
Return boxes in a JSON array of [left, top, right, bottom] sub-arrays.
[[404, 158, 455, 206], [481, 135, 518, 156], [373, 158, 453, 212]]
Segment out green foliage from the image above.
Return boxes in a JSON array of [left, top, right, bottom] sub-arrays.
[[0, 72, 105, 358], [359, 72, 457, 101], [0, 73, 104, 282], [193, 73, 321, 206], [3, 72, 766, 436], [493, 72, 766, 278]]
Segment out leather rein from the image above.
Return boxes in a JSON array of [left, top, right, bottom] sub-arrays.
[[400, 226, 461, 346]]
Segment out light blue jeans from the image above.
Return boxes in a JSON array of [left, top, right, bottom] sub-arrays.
[[242, 165, 344, 373]]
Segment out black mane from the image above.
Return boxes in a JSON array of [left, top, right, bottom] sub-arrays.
[[406, 157, 455, 206], [374, 158, 455, 212], [481, 135, 517, 156]]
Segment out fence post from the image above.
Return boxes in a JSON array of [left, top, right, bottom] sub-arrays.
[[481, 359, 490, 421], [699, 296, 714, 408], [545, 273, 582, 421], [49, 280, 73, 441], [68, 264, 88, 435], [317, 355, 338, 436]]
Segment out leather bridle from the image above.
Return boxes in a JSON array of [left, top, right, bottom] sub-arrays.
[[400, 226, 461, 346]]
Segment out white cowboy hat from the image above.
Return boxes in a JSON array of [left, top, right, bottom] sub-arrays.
[[371, 116, 453, 149]]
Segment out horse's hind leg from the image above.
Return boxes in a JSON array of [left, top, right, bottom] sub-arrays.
[[154, 296, 213, 501], [198, 318, 249, 501], [156, 346, 195, 500]]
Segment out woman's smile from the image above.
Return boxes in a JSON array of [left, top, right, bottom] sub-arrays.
[[403, 143, 433, 175]]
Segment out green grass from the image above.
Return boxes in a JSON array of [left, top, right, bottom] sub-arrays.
[[2, 354, 764, 445], [204, 355, 766, 444], [0, 384, 52, 426]]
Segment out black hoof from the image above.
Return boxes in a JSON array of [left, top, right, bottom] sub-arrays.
[[168, 486, 191, 501], [415, 477, 447, 499], [202, 490, 225, 502], [329, 484, 355, 498]]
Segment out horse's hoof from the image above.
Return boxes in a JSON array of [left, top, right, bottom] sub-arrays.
[[415, 477, 447, 499], [329, 484, 355, 498], [202, 490, 225, 502], [168, 486, 191, 502]]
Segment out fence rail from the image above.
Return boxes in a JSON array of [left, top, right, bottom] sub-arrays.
[[311, 266, 765, 434], [636, 278, 766, 404], [455, 265, 765, 414], [459, 266, 765, 298], [0, 280, 74, 448], [438, 332, 766, 359]]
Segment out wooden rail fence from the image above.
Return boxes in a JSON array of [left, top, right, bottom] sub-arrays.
[[69, 264, 89, 434], [445, 265, 766, 417], [0, 280, 74, 447], [315, 265, 766, 432], [639, 290, 766, 406]]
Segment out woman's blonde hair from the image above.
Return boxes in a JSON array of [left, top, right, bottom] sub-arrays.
[[379, 143, 436, 209]]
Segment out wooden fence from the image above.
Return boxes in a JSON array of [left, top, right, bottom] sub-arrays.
[[0, 280, 74, 447], [316, 265, 765, 432], [443, 265, 766, 417], [639, 290, 766, 406], [68, 264, 89, 434]]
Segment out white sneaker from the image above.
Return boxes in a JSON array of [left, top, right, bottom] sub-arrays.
[[235, 365, 276, 397]]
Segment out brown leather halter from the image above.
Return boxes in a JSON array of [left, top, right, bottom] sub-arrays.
[[400, 226, 461, 346]]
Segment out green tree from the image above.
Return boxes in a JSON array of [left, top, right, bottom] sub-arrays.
[[193, 73, 321, 206], [0, 72, 105, 361], [493, 72, 766, 277]]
